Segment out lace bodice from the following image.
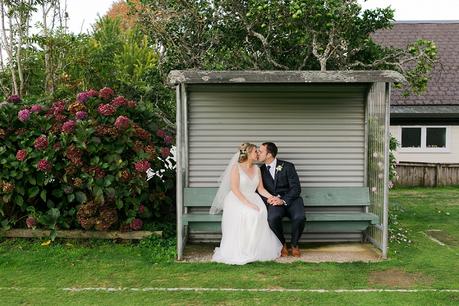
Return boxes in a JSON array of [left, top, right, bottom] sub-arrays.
[[237, 165, 259, 194]]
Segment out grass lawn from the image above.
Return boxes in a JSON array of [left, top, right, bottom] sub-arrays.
[[1, 187, 459, 305]]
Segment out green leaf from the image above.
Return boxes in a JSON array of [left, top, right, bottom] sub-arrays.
[[28, 176, 36, 185], [67, 193, 75, 203], [40, 190, 47, 202], [75, 191, 87, 204], [14, 195, 24, 207], [2, 194, 11, 204], [115, 198, 123, 209], [28, 186, 40, 198]]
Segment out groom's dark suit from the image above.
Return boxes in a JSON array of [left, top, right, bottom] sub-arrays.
[[260, 160, 305, 246]]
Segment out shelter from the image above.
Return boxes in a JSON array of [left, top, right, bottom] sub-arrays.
[[168, 70, 405, 260]]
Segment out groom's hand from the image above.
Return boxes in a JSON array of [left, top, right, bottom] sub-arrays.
[[268, 196, 284, 206]]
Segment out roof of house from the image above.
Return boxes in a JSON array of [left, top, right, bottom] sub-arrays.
[[373, 21, 459, 106]]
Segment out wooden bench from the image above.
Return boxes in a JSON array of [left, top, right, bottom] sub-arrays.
[[181, 187, 379, 244]]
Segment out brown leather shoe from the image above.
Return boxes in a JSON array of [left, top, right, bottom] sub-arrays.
[[291, 246, 301, 257], [281, 244, 288, 257]]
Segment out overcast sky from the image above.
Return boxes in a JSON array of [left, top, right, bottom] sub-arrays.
[[65, 0, 459, 34]]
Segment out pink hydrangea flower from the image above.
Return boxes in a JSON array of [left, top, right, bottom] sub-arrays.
[[52, 100, 65, 114], [16, 149, 27, 161], [87, 89, 99, 97], [34, 135, 48, 150], [7, 95, 21, 103], [18, 109, 31, 122], [62, 120, 76, 133], [77, 91, 90, 103], [26, 216, 37, 229], [138, 204, 145, 214], [164, 135, 173, 144], [134, 160, 151, 172], [114, 115, 130, 129], [111, 96, 127, 107], [30, 105, 42, 113], [76, 111, 87, 120], [156, 129, 166, 138], [97, 103, 116, 116], [161, 147, 170, 158], [99, 87, 114, 100], [37, 159, 51, 172], [130, 218, 143, 231]]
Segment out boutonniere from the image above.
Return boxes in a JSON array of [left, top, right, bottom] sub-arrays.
[[276, 164, 283, 172]]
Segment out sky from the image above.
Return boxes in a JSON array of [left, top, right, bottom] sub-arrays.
[[64, 0, 459, 34]]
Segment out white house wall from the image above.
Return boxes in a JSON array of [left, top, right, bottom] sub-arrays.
[[390, 125, 459, 163]]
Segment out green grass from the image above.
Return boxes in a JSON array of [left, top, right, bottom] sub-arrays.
[[1, 187, 459, 305]]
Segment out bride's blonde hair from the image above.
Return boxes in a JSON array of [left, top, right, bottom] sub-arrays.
[[238, 143, 256, 163]]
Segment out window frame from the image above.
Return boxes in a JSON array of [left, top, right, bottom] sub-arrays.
[[398, 126, 449, 153]]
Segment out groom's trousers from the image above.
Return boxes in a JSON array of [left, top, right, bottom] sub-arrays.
[[267, 198, 305, 246]]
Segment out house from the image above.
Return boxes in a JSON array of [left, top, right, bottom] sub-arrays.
[[374, 21, 459, 164]]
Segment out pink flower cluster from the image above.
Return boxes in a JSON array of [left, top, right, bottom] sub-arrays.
[[156, 129, 173, 144], [111, 96, 127, 108], [99, 87, 114, 100], [76, 111, 87, 120], [98, 103, 116, 116], [16, 149, 27, 161], [76, 89, 98, 103], [7, 95, 21, 103], [114, 115, 130, 129], [34, 135, 48, 150], [18, 109, 31, 122], [138, 204, 145, 214], [52, 101, 65, 114], [37, 159, 51, 172], [161, 147, 170, 158], [31, 105, 42, 113], [134, 160, 151, 172], [26, 216, 37, 229], [130, 218, 143, 230], [62, 120, 76, 133]]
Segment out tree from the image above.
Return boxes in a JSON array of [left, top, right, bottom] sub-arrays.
[[135, 0, 437, 94]]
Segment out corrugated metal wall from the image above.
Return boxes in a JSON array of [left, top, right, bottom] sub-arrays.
[[187, 84, 367, 188]]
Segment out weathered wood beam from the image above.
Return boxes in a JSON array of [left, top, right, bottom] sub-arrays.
[[0, 229, 162, 240]]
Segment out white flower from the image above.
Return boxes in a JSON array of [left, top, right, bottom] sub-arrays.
[[276, 165, 283, 172]]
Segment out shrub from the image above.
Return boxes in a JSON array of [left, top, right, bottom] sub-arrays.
[[0, 89, 175, 233]]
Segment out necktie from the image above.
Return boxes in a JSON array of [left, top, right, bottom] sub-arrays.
[[267, 165, 273, 179]]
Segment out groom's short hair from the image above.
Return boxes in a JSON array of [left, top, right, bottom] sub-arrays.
[[262, 142, 278, 157]]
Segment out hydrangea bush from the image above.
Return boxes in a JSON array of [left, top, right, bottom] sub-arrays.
[[0, 89, 175, 234]]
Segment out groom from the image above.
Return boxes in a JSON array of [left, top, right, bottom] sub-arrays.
[[258, 142, 305, 257]]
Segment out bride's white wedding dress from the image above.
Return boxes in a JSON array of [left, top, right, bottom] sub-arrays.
[[212, 165, 282, 265]]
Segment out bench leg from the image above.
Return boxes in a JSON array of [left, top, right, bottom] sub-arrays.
[[177, 224, 188, 261]]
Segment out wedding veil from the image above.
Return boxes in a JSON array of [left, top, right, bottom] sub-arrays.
[[209, 152, 239, 214]]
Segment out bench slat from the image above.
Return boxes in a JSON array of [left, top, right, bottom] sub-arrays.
[[183, 212, 379, 225], [184, 187, 370, 207]]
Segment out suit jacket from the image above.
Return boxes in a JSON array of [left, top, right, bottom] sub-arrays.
[[259, 159, 302, 206]]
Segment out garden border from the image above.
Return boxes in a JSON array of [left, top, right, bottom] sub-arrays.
[[0, 229, 162, 240]]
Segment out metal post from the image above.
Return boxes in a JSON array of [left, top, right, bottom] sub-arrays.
[[382, 83, 391, 258], [176, 84, 184, 260]]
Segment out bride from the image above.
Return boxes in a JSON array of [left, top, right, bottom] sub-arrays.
[[210, 143, 282, 265]]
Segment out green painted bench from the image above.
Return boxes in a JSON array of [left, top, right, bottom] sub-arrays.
[[182, 187, 379, 244]]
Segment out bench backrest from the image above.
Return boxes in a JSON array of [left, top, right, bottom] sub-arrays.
[[184, 187, 370, 212]]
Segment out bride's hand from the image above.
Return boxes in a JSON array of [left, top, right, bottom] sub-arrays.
[[247, 203, 260, 212]]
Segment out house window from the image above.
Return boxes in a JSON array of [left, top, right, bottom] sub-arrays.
[[426, 128, 446, 148], [401, 128, 421, 148], [400, 126, 448, 152]]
